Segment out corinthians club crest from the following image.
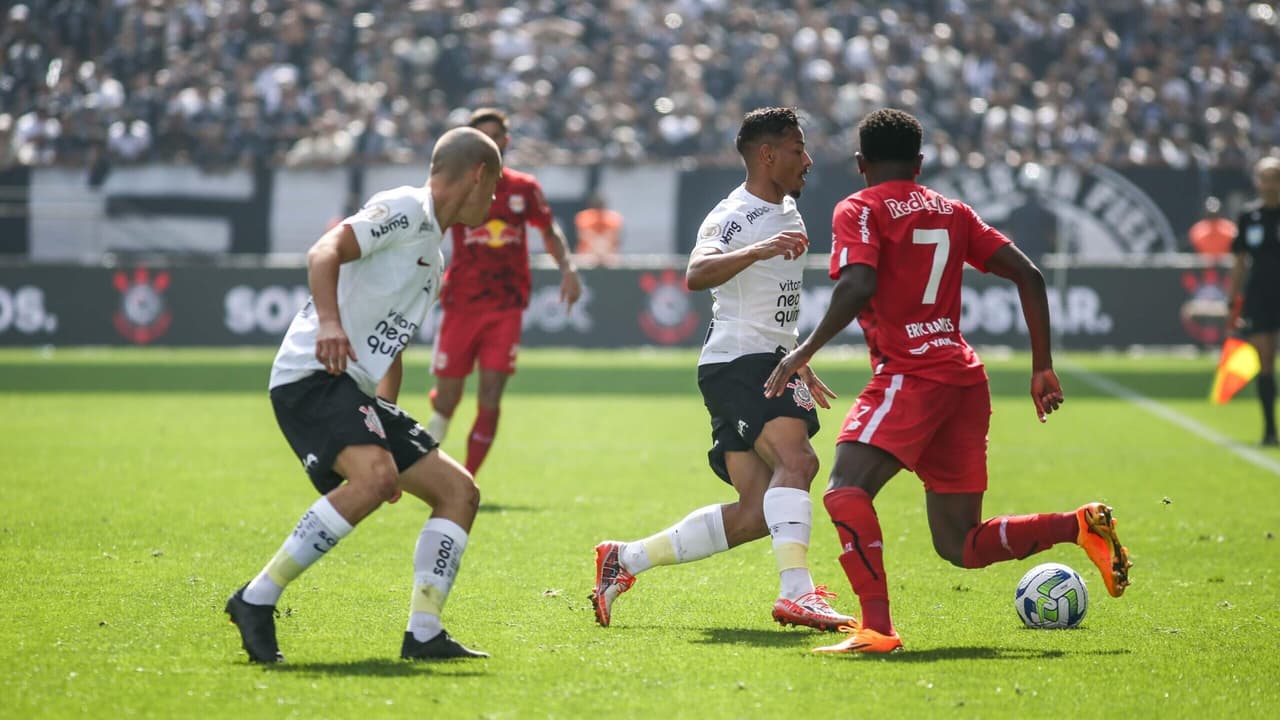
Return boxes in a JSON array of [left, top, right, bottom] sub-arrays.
[[787, 379, 816, 410], [113, 267, 172, 344], [638, 269, 699, 345]]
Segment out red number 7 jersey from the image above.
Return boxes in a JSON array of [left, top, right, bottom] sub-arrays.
[[830, 179, 1011, 385]]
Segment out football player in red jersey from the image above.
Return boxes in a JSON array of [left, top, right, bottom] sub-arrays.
[[387, 108, 582, 478], [765, 108, 1132, 654]]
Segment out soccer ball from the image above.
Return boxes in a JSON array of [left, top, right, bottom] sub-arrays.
[[1014, 562, 1088, 629]]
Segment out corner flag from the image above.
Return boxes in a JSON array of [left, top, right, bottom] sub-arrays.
[[1210, 337, 1260, 404]]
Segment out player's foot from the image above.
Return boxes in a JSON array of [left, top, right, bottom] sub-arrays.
[[1075, 503, 1132, 598], [225, 585, 283, 663], [812, 625, 903, 655], [590, 541, 636, 627], [1261, 432, 1278, 447], [772, 585, 858, 632], [400, 630, 489, 660]]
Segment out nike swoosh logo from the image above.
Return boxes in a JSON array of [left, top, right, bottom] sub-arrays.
[[417, 258, 431, 267]]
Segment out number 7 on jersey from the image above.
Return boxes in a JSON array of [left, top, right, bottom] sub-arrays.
[[912, 228, 950, 304]]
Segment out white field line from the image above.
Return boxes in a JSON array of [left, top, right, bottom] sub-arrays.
[[1059, 360, 1280, 477]]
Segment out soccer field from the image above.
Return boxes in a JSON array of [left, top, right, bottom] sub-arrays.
[[2, 348, 1277, 719]]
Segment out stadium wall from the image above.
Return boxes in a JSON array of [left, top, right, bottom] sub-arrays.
[[7, 162, 1252, 260], [0, 262, 1231, 350]]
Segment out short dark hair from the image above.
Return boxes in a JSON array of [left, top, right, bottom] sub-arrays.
[[431, 126, 502, 179], [468, 107, 508, 132], [858, 109, 923, 164], [736, 107, 801, 156]]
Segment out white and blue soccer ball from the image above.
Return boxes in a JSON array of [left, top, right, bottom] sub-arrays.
[[1014, 562, 1088, 629]]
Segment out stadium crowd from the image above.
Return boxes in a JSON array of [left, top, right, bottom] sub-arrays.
[[2, 0, 1279, 172]]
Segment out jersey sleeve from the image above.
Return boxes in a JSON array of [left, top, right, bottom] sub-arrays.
[[342, 192, 425, 257], [829, 197, 879, 279], [525, 179, 554, 230], [693, 202, 745, 251], [959, 201, 1011, 272]]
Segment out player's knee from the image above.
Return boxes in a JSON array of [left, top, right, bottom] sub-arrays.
[[773, 448, 820, 488], [355, 459, 400, 504], [459, 476, 480, 514], [439, 468, 480, 514], [795, 447, 820, 483]]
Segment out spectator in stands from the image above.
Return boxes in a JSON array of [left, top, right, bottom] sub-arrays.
[[573, 192, 624, 267], [2, 1, 1278, 170], [1189, 196, 1237, 258]]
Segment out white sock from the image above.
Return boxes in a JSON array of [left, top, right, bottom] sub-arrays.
[[408, 517, 469, 641], [620, 504, 729, 574], [426, 412, 451, 443], [243, 496, 354, 606], [763, 487, 815, 599]]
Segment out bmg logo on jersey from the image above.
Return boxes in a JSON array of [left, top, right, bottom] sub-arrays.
[[367, 309, 419, 356], [370, 213, 410, 238], [113, 267, 172, 344], [720, 220, 744, 245]]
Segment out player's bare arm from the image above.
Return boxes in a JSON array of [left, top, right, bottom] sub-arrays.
[[764, 263, 876, 397], [542, 219, 582, 308], [1227, 251, 1249, 328], [984, 244, 1064, 421], [376, 352, 405, 403], [685, 231, 809, 291], [307, 223, 363, 375]]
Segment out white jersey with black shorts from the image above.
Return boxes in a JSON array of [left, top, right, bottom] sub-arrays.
[[692, 184, 819, 483], [269, 185, 446, 493]]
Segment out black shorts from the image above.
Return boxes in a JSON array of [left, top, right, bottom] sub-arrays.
[[697, 351, 820, 484], [270, 371, 439, 494], [1242, 288, 1280, 334]]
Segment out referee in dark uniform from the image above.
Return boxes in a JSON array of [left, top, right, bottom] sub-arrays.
[[1229, 157, 1280, 446]]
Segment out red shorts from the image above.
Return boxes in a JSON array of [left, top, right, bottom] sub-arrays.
[[836, 373, 991, 494], [433, 306, 522, 377]]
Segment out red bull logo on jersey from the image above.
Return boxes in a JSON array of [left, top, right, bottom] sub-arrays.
[[464, 219, 522, 248], [884, 190, 954, 219]]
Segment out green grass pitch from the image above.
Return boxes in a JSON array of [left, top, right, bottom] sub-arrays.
[[1, 347, 1277, 719]]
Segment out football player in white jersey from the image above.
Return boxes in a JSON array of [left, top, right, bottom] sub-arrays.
[[591, 108, 856, 632], [225, 127, 501, 663]]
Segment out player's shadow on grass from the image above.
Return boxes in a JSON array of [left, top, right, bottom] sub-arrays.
[[477, 503, 541, 514], [876, 646, 1132, 662], [691, 627, 825, 649], [264, 658, 488, 678]]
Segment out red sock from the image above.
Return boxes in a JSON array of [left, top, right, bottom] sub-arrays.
[[823, 487, 893, 635], [961, 513, 1078, 568], [465, 406, 499, 475]]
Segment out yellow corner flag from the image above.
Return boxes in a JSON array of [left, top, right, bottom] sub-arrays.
[[1210, 337, 1260, 404]]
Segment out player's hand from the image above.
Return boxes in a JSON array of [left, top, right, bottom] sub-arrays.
[[1228, 295, 1244, 331], [316, 320, 357, 375], [751, 231, 809, 262], [560, 266, 582, 309], [1030, 368, 1064, 423], [797, 363, 837, 409], [764, 348, 811, 399]]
